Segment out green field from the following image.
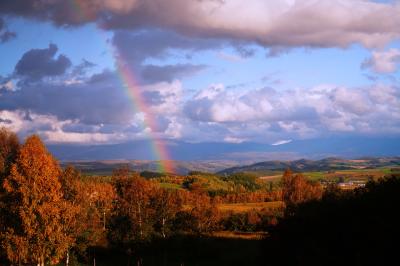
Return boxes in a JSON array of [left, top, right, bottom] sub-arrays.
[[258, 168, 397, 183]]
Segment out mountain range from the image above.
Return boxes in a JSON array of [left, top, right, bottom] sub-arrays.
[[50, 136, 400, 162]]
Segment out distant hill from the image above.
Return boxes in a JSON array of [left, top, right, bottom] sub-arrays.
[[61, 157, 400, 176], [49, 136, 400, 162], [61, 160, 241, 175], [218, 157, 400, 175]]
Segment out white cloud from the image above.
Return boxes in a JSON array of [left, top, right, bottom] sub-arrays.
[[362, 48, 400, 73], [272, 139, 292, 146], [184, 83, 400, 139], [224, 136, 247, 144]]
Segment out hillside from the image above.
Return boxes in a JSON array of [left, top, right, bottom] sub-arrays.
[[218, 157, 400, 175], [61, 160, 242, 175]]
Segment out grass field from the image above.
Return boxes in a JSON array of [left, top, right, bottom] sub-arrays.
[[259, 168, 395, 183], [158, 182, 182, 190], [211, 231, 268, 240], [217, 201, 284, 213]]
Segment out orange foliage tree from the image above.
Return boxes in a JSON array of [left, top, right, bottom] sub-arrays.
[[175, 192, 220, 234], [281, 169, 323, 207], [60, 166, 116, 261], [0, 127, 19, 179], [150, 188, 182, 238], [1, 135, 77, 265], [111, 172, 157, 244]]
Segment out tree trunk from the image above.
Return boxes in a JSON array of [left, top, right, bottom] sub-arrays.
[[137, 202, 143, 238], [103, 210, 106, 230], [162, 217, 166, 238], [37, 256, 45, 266], [66, 250, 70, 266]]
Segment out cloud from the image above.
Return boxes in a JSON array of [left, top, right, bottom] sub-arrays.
[[362, 48, 400, 73], [184, 84, 400, 139], [111, 30, 217, 82], [216, 52, 244, 62], [1, 68, 184, 126], [0, 17, 16, 43], [100, 0, 400, 49], [140, 64, 207, 83], [113, 30, 223, 65], [1, 46, 186, 143], [14, 44, 71, 80], [0, 72, 184, 144], [271, 139, 292, 146], [224, 136, 247, 144], [71, 59, 96, 76], [0, 30, 16, 43], [0, 117, 12, 124], [0, 109, 141, 144], [2, 70, 400, 145], [2, 0, 400, 49]]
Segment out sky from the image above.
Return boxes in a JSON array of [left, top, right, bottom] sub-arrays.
[[0, 0, 399, 161]]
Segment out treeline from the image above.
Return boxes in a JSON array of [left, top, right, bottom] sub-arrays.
[[0, 128, 338, 265], [0, 130, 223, 265]]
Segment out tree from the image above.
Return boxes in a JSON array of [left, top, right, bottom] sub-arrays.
[[111, 173, 156, 245], [0, 127, 19, 180], [1, 135, 76, 265], [281, 168, 323, 207], [150, 189, 182, 238], [0, 128, 20, 261], [60, 167, 116, 263], [176, 193, 220, 234]]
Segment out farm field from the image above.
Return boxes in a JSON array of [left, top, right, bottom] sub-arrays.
[[217, 201, 284, 213], [258, 168, 398, 183], [211, 231, 268, 240]]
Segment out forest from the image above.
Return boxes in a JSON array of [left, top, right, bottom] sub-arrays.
[[0, 127, 399, 266]]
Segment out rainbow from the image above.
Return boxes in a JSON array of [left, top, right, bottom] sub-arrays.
[[115, 56, 175, 173], [71, 0, 175, 173]]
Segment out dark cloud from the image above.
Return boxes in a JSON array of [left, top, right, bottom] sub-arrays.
[[0, 117, 12, 124], [0, 0, 91, 26], [113, 30, 223, 65], [2, 0, 400, 49], [14, 44, 71, 80], [71, 59, 96, 76], [0, 66, 183, 128], [141, 64, 206, 83], [0, 70, 133, 125], [0, 30, 16, 43], [233, 45, 255, 58], [113, 30, 216, 83], [0, 17, 16, 43]]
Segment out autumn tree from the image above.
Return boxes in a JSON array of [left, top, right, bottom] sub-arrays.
[[0, 127, 20, 260], [60, 167, 116, 263], [150, 188, 182, 238], [174, 193, 220, 234], [1, 135, 77, 265], [281, 168, 323, 207], [111, 172, 156, 245], [0, 127, 19, 180]]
